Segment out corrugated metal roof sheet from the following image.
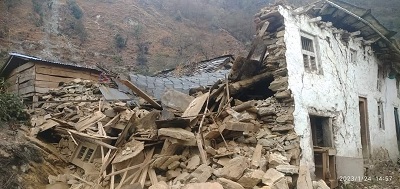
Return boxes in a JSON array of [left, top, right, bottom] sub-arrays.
[[0, 52, 101, 78], [130, 56, 232, 99]]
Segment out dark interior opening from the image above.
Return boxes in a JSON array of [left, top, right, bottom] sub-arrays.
[[37, 129, 62, 143], [233, 76, 275, 101], [310, 115, 332, 147]]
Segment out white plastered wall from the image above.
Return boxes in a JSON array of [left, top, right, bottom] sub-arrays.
[[277, 5, 400, 176]]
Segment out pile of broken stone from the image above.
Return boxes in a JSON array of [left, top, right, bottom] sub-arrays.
[[26, 75, 306, 189], [26, 4, 331, 189]]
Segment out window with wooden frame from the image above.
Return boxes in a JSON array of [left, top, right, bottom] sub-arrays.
[[378, 101, 385, 130], [76, 145, 95, 163], [301, 33, 321, 74]]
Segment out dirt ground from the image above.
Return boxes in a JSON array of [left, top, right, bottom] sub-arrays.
[[0, 124, 65, 189], [339, 160, 400, 189]]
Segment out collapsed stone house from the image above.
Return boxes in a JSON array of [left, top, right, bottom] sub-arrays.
[[2, 0, 400, 188], [130, 0, 400, 185], [249, 0, 400, 182]]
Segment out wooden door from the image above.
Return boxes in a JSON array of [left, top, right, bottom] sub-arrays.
[[394, 108, 400, 153], [359, 97, 370, 162]]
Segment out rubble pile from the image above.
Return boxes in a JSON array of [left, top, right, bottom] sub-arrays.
[[26, 5, 308, 189]]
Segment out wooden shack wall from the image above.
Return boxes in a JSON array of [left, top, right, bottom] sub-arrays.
[[6, 62, 99, 97], [34, 62, 99, 91], [6, 62, 36, 96]]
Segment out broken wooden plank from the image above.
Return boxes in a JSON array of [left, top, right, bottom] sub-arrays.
[[196, 133, 208, 165], [138, 162, 149, 188], [112, 139, 144, 164], [104, 114, 120, 130], [148, 168, 158, 186], [229, 71, 273, 95], [158, 128, 195, 141], [129, 148, 154, 185], [119, 79, 162, 109], [251, 144, 262, 169], [115, 113, 136, 147], [39, 119, 59, 132], [51, 118, 76, 128], [106, 162, 144, 177], [75, 111, 106, 131], [182, 92, 210, 121], [110, 165, 115, 189]]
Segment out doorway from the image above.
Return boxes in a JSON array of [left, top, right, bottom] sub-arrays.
[[359, 97, 371, 162], [310, 114, 337, 187], [394, 108, 400, 153]]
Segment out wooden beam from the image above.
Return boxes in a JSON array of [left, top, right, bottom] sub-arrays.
[[229, 71, 273, 95], [308, 16, 322, 23], [119, 79, 162, 109]]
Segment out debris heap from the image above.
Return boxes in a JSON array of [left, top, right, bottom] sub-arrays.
[[27, 5, 309, 189]]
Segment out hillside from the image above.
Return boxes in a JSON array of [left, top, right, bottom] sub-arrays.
[[0, 0, 398, 74], [0, 0, 246, 74]]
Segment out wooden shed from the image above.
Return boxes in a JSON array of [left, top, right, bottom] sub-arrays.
[[0, 53, 101, 99]]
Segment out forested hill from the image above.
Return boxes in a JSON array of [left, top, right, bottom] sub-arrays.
[[0, 0, 398, 74]]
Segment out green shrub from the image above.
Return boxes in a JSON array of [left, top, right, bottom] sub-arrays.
[[115, 34, 127, 49], [112, 55, 123, 65], [31, 0, 44, 27], [5, 0, 21, 10], [32, 0, 43, 15], [0, 79, 28, 122], [132, 24, 144, 40], [67, 0, 83, 19]]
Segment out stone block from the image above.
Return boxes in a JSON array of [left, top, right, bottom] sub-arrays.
[[312, 180, 330, 189], [269, 77, 288, 92], [257, 107, 276, 116], [219, 156, 249, 181], [237, 169, 264, 188], [269, 153, 289, 168], [186, 155, 201, 171], [149, 181, 169, 189], [276, 165, 299, 175], [189, 164, 213, 183], [217, 178, 245, 189], [275, 90, 291, 99], [271, 177, 288, 189], [262, 168, 284, 186], [182, 182, 224, 189], [276, 115, 294, 123], [271, 125, 294, 132], [224, 121, 256, 132], [167, 169, 181, 180]]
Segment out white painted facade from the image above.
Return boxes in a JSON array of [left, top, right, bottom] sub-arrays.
[[277, 6, 400, 175]]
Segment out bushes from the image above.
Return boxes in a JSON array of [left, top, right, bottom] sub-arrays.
[[4, 0, 21, 10], [31, 0, 44, 27], [115, 34, 127, 49], [67, 0, 83, 19], [0, 79, 27, 122]]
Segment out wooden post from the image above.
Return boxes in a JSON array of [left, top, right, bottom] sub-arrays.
[[32, 95, 39, 109]]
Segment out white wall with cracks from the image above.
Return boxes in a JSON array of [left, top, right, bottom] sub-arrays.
[[277, 6, 400, 174]]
